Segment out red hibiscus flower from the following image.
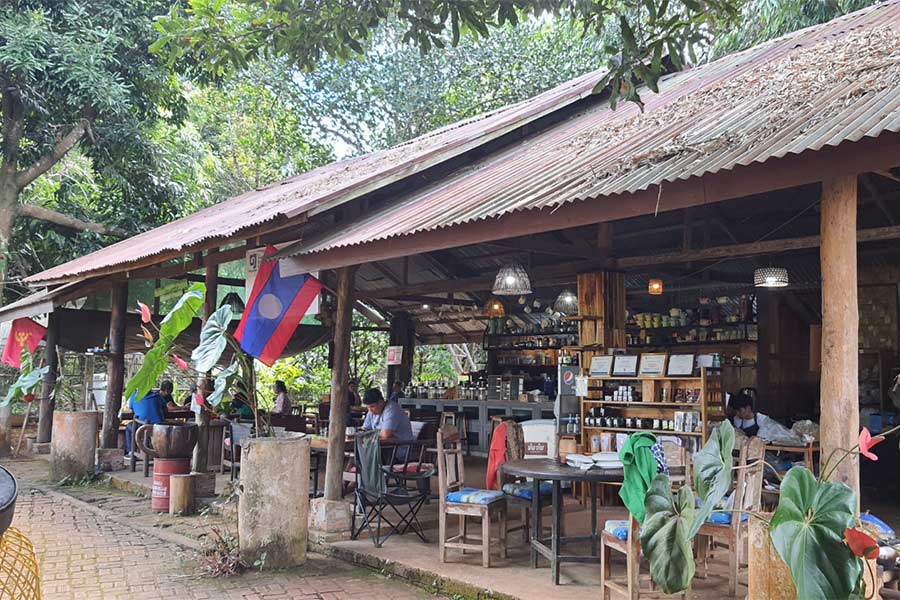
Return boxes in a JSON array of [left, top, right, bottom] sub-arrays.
[[22, 393, 35, 403], [858, 427, 885, 461], [137, 301, 151, 324], [170, 355, 188, 371], [844, 528, 879, 559]]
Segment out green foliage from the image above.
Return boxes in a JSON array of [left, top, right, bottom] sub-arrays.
[[689, 418, 735, 537], [641, 476, 696, 595], [152, 0, 742, 108], [770, 467, 862, 600], [1, 350, 48, 406], [192, 305, 233, 372], [206, 360, 239, 407], [125, 283, 205, 404]]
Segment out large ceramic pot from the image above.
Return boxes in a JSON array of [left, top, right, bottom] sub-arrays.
[[135, 422, 198, 459], [0, 465, 16, 536]]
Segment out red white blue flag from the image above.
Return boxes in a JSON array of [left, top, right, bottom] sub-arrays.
[[234, 245, 322, 366]]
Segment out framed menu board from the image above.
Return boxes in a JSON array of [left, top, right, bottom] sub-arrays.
[[590, 355, 614, 376], [639, 354, 668, 377], [612, 355, 639, 377], [667, 354, 696, 376]]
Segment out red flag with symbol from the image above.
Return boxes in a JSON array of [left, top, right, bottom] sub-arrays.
[[2, 318, 47, 369]]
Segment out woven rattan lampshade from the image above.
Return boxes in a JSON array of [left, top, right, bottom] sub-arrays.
[[492, 261, 532, 295], [754, 267, 789, 288], [553, 289, 578, 315], [648, 279, 664, 295], [485, 298, 506, 318]]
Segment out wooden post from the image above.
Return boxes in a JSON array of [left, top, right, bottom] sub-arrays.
[[37, 310, 61, 444], [100, 284, 128, 448], [819, 176, 859, 497], [324, 265, 356, 501], [169, 473, 197, 515], [193, 251, 218, 473], [387, 311, 415, 388]]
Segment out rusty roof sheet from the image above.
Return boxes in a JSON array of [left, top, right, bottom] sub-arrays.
[[25, 70, 603, 284], [291, 1, 900, 257]]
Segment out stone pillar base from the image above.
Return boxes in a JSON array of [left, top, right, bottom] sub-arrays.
[[309, 498, 352, 534], [96, 448, 125, 472], [32, 442, 51, 455], [193, 471, 216, 497]]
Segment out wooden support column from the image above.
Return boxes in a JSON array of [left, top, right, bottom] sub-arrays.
[[101, 283, 128, 448], [193, 251, 218, 473], [324, 266, 357, 501], [387, 311, 415, 388], [576, 271, 626, 366], [819, 176, 859, 496], [37, 310, 61, 444]]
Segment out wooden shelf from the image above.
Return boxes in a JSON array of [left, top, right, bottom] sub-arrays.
[[583, 426, 703, 437], [582, 400, 703, 408], [587, 376, 702, 381]]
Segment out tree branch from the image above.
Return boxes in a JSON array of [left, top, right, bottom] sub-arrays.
[[16, 204, 127, 238], [16, 118, 90, 190]]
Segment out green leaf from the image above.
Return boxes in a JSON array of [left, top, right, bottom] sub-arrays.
[[689, 419, 735, 538], [2, 365, 49, 406], [207, 360, 239, 407], [641, 474, 696, 594], [770, 467, 862, 600], [192, 305, 233, 372], [159, 282, 206, 341], [124, 344, 170, 406]]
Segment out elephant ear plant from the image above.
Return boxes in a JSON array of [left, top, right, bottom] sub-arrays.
[[2, 348, 49, 407], [641, 420, 900, 599], [191, 305, 262, 435]]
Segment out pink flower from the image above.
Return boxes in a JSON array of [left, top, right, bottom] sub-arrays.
[[858, 427, 885, 461], [170, 355, 188, 371], [137, 301, 151, 324]]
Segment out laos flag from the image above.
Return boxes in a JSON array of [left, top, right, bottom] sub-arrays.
[[234, 245, 322, 366]]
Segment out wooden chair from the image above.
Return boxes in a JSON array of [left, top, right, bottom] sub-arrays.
[[696, 436, 765, 597], [437, 425, 507, 567], [497, 421, 554, 543], [129, 418, 151, 477], [220, 419, 252, 481], [440, 412, 469, 454], [600, 441, 690, 599]]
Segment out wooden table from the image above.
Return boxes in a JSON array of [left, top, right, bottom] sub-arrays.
[[501, 458, 625, 585]]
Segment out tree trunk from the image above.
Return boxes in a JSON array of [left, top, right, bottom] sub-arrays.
[[819, 176, 860, 499], [101, 283, 128, 448], [0, 183, 17, 303], [324, 266, 357, 501]]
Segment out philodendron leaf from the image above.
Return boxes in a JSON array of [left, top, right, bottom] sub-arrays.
[[124, 344, 171, 407], [689, 419, 735, 537], [158, 282, 206, 342], [770, 467, 861, 600], [2, 365, 49, 406], [206, 360, 240, 407], [641, 473, 696, 594], [192, 305, 233, 372]]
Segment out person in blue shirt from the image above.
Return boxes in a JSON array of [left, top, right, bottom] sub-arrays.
[[361, 387, 413, 442], [388, 381, 404, 404], [124, 380, 173, 457]]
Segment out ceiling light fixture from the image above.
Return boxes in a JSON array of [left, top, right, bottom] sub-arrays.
[[754, 267, 789, 288], [492, 261, 532, 296], [648, 279, 664, 296]]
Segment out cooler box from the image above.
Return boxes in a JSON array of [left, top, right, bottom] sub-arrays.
[[520, 419, 558, 459]]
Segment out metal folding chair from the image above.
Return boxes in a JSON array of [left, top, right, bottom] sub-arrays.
[[350, 431, 433, 547]]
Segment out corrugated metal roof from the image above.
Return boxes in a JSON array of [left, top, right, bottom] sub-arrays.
[[292, 1, 900, 256], [25, 69, 603, 284]]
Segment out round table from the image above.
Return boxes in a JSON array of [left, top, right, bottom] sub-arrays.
[[501, 458, 625, 585]]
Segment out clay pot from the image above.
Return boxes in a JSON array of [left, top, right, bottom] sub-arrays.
[[135, 422, 198, 459]]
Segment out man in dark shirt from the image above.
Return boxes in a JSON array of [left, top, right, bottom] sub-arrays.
[[125, 380, 173, 457]]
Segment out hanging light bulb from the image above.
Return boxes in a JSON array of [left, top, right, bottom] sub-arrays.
[[553, 289, 578, 315], [754, 267, 789, 288], [648, 279, 664, 295], [485, 297, 506, 318], [492, 261, 532, 295]]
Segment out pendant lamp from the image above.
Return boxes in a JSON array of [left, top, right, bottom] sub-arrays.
[[492, 261, 532, 295], [553, 289, 578, 315], [485, 298, 506, 318], [754, 267, 789, 288], [648, 279, 664, 295]]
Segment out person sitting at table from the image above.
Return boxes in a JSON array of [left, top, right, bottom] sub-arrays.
[[728, 392, 772, 437], [232, 391, 254, 421], [389, 380, 404, 403], [272, 380, 292, 415], [176, 383, 196, 408], [361, 387, 413, 442], [124, 380, 173, 457]]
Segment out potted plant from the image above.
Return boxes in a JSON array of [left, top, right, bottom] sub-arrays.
[[641, 419, 898, 599], [191, 304, 311, 569]]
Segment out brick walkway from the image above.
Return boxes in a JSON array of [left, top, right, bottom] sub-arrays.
[[6, 459, 438, 600]]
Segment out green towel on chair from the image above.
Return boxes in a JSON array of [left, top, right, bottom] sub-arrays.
[[618, 432, 658, 523]]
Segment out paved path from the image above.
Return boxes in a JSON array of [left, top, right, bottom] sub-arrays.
[[6, 459, 438, 600]]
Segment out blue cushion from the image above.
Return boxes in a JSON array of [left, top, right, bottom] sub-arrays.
[[446, 487, 504, 504], [604, 519, 631, 541], [860, 513, 895, 537], [502, 482, 553, 501], [708, 511, 749, 525]]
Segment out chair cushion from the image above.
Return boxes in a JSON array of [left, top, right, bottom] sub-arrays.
[[604, 519, 631, 541], [502, 482, 553, 500], [708, 511, 749, 525], [391, 462, 434, 474], [446, 487, 504, 504]]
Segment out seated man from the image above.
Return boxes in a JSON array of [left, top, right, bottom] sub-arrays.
[[361, 388, 413, 442], [124, 380, 172, 457]]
